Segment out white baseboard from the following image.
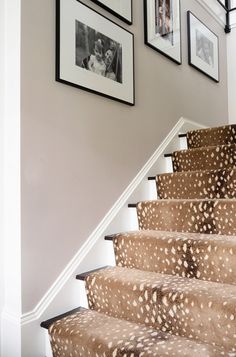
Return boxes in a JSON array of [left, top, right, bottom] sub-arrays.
[[1, 309, 21, 357], [21, 117, 206, 356]]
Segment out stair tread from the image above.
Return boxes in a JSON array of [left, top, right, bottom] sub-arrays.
[[188, 124, 236, 134], [109, 230, 236, 285], [157, 167, 236, 177], [76, 266, 110, 281], [156, 168, 236, 199], [136, 199, 236, 235], [85, 266, 236, 350], [175, 142, 236, 153], [48, 308, 229, 357], [110, 229, 236, 243], [187, 125, 236, 149], [172, 143, 236, 172], [41, 307, 82, 329], [85, 265, 236, 296]]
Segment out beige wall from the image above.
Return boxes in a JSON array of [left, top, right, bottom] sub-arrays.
[[21, 0, 228, 313]]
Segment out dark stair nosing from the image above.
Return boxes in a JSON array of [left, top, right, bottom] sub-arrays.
[[40, 307, 83, 329], [76, 266, 111, 281], [164, 153, 173, 157], [148, 176, 156, 180], [128, 203, 137, 208], [105, 235, 115, 241], [178, 133, 187, 138]]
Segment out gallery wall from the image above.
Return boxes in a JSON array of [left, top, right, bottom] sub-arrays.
[[21, 0, 228, 313]]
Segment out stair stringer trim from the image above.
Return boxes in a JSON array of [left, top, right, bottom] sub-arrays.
[[21, 117, 206, 327]]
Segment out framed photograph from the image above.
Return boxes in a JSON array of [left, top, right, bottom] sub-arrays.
[[187, 11, 219, 82], [56, 0, 134, 106], [90, 0, 133, 25], [144, 0, 181, 64]]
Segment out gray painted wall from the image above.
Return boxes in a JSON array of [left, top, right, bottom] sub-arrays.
[[21, 0, 228, 313]]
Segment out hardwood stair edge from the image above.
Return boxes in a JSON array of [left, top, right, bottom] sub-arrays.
[[41, 307, 83, 329], [76, 266, 111, 281]]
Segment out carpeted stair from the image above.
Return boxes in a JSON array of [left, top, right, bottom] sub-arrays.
[[107, 230, 236, 285], [156, 168, 236, 199], [42, 124, 236, 356], [48, 308, 230, 357]]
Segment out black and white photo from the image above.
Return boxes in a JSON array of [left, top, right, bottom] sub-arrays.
[[188, 11, 219, 82], [90, 0, 133, 25], [196, 30, 214, 67], [75, 21, 122, 83], [144, 0, 181, 64], [56, 0, 134, 105]]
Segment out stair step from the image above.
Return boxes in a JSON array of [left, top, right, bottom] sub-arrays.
[[172, 143, 236, 172], [48, 308, 229, 357], [137, 199, 236, 235], [41, 307, 82, 329], [109, 230, 236, 285], [76, 266, 110, 281], [85, 266, 236, 350], [187, 124, 236, 149], [156, 168, 236, 199]]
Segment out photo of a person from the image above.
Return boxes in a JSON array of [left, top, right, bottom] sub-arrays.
[[75, 20, 122, 83], [88, 39, 106, 76], [155, 0, 174, 44], [196, 29, 214, 67]]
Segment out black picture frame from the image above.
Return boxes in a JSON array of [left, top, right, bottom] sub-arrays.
[[144, 0, 182, 65], [90, 0, 133, 25], [56, 0, 135, 106], [187, 11, 219, 83]]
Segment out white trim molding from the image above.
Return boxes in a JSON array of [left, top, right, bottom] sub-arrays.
[[195, 0, 226, 28], [1, 309, 21, 357]]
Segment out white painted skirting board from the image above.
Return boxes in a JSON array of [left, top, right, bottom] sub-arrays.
[[1, 309, 21, 357], [21, 117, 206, 328]]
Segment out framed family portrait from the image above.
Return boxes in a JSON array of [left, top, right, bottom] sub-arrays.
[[144, 0, 181, 64], [187, 11, 219, 82], [90, 0, 133, 25], [56, 0, 134, 105]]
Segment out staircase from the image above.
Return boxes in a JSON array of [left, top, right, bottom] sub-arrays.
[[41, 124, 236, 357]]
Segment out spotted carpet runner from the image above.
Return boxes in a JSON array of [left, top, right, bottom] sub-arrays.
[[49, 124, 236, 356]]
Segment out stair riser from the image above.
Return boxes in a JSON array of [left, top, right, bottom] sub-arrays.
[[187, 125, 236, 149], [157, 169, 236, 200], [113, 235, 236, 285], [85, 270, 236, 350], [137, 200, 236, 235], [172, 144, 236, 172]]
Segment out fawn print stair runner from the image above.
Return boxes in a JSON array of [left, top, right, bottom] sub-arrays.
[[48, 124, 236, 357]]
